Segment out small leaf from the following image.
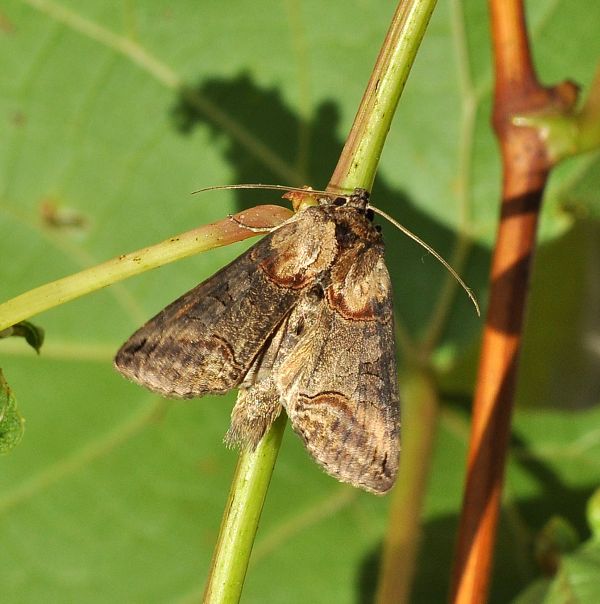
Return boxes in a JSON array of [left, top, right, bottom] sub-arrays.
[[0, 320, 45, 353], [0, 369, 25, 454], [534, 516, 580, 575]]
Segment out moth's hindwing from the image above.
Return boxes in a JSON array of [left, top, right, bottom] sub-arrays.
[[114, 208, 337, 398]]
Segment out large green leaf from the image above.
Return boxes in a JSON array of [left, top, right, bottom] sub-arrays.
[[1, 1, 600, 602]]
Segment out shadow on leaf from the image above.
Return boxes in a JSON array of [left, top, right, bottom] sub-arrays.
[[170, 72, 490, 351]]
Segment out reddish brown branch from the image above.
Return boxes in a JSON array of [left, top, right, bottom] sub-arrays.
[[449, 1, 578, 603]]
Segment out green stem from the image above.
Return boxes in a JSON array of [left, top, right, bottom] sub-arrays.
[[0, 205, 292, 331], [375, 368, 439, 604], [205, 3, 440, 603], [329, 0, 438, 193], [203, 413, 287, 604], [329, 2, 443, 602]]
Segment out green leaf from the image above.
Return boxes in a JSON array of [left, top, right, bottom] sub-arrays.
[[0, 369, 25, 454], [534, 516, 580, 575], [511, 579, 552, 604], [410, 405, 600, 603], [544, 544, 600, 604], [0, 320, 45, 353], [1, 1, 600, 602]]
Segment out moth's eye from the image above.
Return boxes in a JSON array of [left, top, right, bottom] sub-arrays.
[[366, 208, 375, 221], [308, 284, 324, 301], [333, 197, 346, 206], [375, 225, 382, 233]]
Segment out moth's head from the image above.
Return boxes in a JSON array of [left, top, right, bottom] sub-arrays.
[[321, 189, 378, 230], [349, 188, 370, 207], [325, 188, 370, 209]]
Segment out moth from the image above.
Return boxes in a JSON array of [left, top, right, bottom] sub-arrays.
[[115, 189, 400, 493], [114, 187, 477, 494]]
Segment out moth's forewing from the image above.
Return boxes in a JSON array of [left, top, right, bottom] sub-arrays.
[[272, 208, 400, 494], [282, 306, 399, 493], [114, 208, 336, 399]]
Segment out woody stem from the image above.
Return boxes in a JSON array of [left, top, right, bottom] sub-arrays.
[[449, 1, 578, 602]]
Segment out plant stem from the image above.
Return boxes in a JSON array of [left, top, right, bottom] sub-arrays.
[[514, 63, 600, 162], [328, 2, 441, 602], [205, 3, 440, 604], [0, 206, 292, 331], [328, 0, 438, 193], [375, 367, 439, 604], [203, 413, 287, 604], [450, 1, 578, 602]]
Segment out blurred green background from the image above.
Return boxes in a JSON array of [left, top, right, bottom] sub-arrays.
[[1, 1, 600, 602]]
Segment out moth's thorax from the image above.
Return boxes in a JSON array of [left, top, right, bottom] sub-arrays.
[[318, 187, 370, 210], [321, 202, 382, 251]]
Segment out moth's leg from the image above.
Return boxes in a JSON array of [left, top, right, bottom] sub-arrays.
[[224, 379, 282, 450], [228, 214, 277, 233]]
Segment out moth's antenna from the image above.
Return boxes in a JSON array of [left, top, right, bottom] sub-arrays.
[[371, 206, 480, 316], [192, 184, 479, 315], [192, 183, 334, 196]]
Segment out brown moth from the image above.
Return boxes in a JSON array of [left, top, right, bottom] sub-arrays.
[[115, 188, 399, 494]]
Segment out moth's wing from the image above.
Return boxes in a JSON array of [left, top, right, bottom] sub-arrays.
[[114, 207, 338, 398], [275, 245, 400, 494], [224, 318, 289, 449]]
